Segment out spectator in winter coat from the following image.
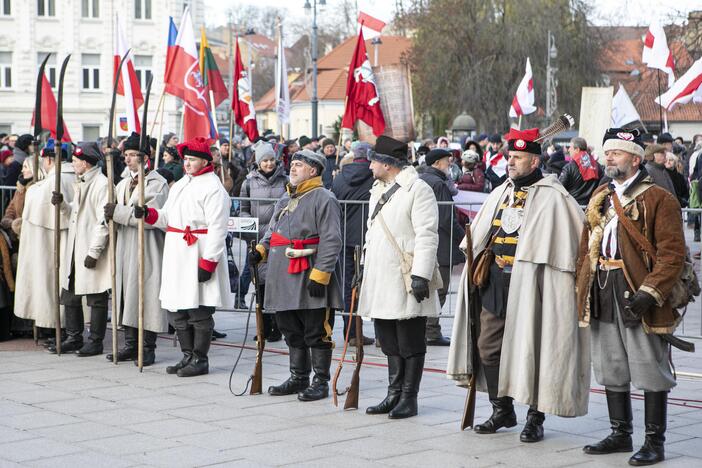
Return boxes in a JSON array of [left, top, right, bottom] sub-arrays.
[[665, 152, 689, 208], [162, 146, 184, 182], [4, 134, 33, 187], [558, 137, 603, 206], [457, 150, 485, 192], [320, 138, 337, 189], [484, 134, 507, 190]]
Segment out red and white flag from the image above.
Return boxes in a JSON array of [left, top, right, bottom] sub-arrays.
[[31, 72, 72, 142], [655, 57, 702, 111], [114, 14, 143, 134], [358, 11, 386, 39], [164, 7, 216, 141], [509, 57, 536, 118], [642, 22, 675, 88], [231, 37, 259, 142], [341, 28, 385, 136]]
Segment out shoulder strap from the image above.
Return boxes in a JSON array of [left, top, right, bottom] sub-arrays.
[[611, 193, 657, 263], [376, 211, 406, 261], [370, 183, 401, 221]]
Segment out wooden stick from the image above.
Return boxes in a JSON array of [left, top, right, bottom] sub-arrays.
[[335, 95, 349, 168], [53, 152, 61, 356], [137, 158, 145, 372], [149, 91, 166, 136], [106, 151, 118, 365]]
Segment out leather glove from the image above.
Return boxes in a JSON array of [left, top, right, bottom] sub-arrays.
[[133, 205, 146, 219], [624, 290, 657, 325], [248, 248, 263, 266], [51, 191, 63, 206], [104, 203, 117, 221], [198, 268, 213, 283], [84, 256, 97, 269], [351, 267, 363, 290], [410, 275, 430, 303], [307, 279, 326, 297]]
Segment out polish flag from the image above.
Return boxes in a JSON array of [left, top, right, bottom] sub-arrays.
[[114, 14, 144, 133], [655, 57, 702, 111], [642, 22, 675, 88], [165, 7, 217, 141], [358, 11, 386, 39], [509, 57, 536, 118]]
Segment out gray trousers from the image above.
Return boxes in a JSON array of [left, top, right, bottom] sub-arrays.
[[591, 295, 676, 392], [426, 265, 451, 339]]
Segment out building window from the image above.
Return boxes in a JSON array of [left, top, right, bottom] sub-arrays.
[[134, 55, 153, 91], [83, 124, 101, 141], [0, 124, 11, 135], [0, 52, 11, 89], [134, 0, 151, 19], [37, 0, 55, 16], [81, 0, 99, 18], [81, 54, 100, 90], [1, 0, 11, 16], [38, 52, 56, 88]]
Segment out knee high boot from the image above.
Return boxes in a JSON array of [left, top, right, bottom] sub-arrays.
[[106, 326, 138, 362], [167, 328, 193, 374], [78, 305, 108, 356], [298, 347, 332, 401], [584, 390, 633, 454], [366, 355, 404, 414], [474, 364, 517, 433], [629, 392, 667, 466], [49, 306, 83, 353], [140, 330, 157, 367], [177, 325, 212, 377], [388, 355, 425, 419], [268, 347, 311, 395]]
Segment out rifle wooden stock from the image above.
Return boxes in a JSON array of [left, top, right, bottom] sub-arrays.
[[331, 285, 355, 406], [343, 245, 364, 410], [460, 222, 480, 430], [250, 241, 265, 395]]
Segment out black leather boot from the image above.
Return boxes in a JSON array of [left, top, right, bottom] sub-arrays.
[[629, 392, 667, 466], [474, 364, 517, 433], [78, 304, 108, 357], [584, 390, 633, 454], [366, 355, 404, 414], [48, 306, 83, 354], [139, 330, 157, 367], [269, 347, 311, 395], [167, 328, 193, 374], [388, 354, 424, 419], [177, 326, 211, 377], [520, 406, 545, 443], [107, 326, 138, 362], [298, 347, 332, 401]]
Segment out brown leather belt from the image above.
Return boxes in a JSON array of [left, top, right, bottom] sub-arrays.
[[599, 257, 624, 271]]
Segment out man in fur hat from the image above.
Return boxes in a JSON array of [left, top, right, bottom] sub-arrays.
[[447, 126, 590, 442], [249, 149, 343, 401], [358, 136, 441, 419], [103, 132, 169, 366], [49, 142, 110, 356], [136, 136, 232, 377], [577, 128, 685, 466]]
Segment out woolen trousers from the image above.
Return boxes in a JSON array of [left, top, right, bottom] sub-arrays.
[[276, 308, 335, 350], [374, 316, 427, 358]]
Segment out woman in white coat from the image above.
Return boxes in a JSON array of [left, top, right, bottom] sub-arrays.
[[137, 137, 232, 377], [358, 136, 441, 419]]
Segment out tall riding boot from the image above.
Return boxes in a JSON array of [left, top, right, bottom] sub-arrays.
[[584, 390, 633, 454], [520, 405, 546, 443], [366, 355, 404, 414], [268, 347, 311, 395], [167, 328, 194, 374], [177, 326, 212, 377], [139, 330, 157, 367], [49, 306, 83, 353], [298, 347, 333, 401], [78, 305, 108, 356], [388, 354, 425, 419], [474, 364, 517, 433], [106, 326, 138, 362], [629, 392, 667, 466]]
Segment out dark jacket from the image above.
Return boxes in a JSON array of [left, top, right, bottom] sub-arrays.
[[418, 166, 464, 267], [666, 167, 689, 207], [162, 160, 184, 182], [322, 153, 337, 189], [558, 160, 603, 206], [331, 160, 374, 247], [456, 167, 485, 192]]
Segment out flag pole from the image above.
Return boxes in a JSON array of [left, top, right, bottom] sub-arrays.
[[228, 110, 234, 163], [656, 69, 663, 132], [336, 95, 349, 168]]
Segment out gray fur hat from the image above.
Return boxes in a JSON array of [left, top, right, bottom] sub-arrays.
[[291, 149, 326, 174]]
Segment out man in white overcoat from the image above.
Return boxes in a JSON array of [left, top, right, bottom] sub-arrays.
[[49, 142, 110, 356], [136, 136, 232, 377], [104, 133, 169, 366], [358, 136, 441, 420], [14, 140, 74, 342], [446, 127, 590, 443]]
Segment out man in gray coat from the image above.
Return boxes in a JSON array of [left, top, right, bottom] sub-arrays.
[[250, 149, 343, 401]]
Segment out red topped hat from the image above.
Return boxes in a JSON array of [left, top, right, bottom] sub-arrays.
[[177, 137, 212, 161], [504, 127, 542, 155]]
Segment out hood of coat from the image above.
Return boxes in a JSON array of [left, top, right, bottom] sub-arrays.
[[339, 160, 373, 187], [370, 164, 419, 199]]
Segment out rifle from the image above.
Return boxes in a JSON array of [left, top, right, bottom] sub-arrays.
[[460, 222, 481, 430], [137, 74, 153, 372], [249, 241, 265, 394], [343, 245, 364, 410], [107, 51, 131, 365], [52, 55, 71, 356]]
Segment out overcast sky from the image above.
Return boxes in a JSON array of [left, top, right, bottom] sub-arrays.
[[204, 0, 701, 27]]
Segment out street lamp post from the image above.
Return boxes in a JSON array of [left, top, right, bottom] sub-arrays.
[[305, 0, 325, 138]]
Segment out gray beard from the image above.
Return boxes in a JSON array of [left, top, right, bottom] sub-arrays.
[[604, 166, 625, 179]]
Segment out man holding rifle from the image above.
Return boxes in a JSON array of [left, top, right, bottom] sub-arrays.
[[249, 149, 343, 402], [447, 121, 590, 442]]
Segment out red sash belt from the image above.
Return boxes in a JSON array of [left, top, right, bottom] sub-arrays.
[[167, 225, 208, 246], [270, 232, 320, 274]]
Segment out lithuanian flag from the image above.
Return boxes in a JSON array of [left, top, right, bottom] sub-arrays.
[[199, 27, 229, 107]]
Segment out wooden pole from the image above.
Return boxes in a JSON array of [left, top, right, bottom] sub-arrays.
[[137, 157, 145, 372], [335, 95, 349, 168], [53, 150, 61, 356], [106, 151, 118, 364], [151, 90, 167, 170]]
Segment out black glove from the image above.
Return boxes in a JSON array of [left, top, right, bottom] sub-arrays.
[[198, 267, 213, 283], [410, 275, 430, 303], [248, 248, 263, 266], [307, 279, 326, 297], [104, 203, 117, 221], [623, 290, 657, 327], [351, 267, 363, 290], [133, 205, 146, 219], [51, 191, 63, 206], [84, 256, 97, 269]]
